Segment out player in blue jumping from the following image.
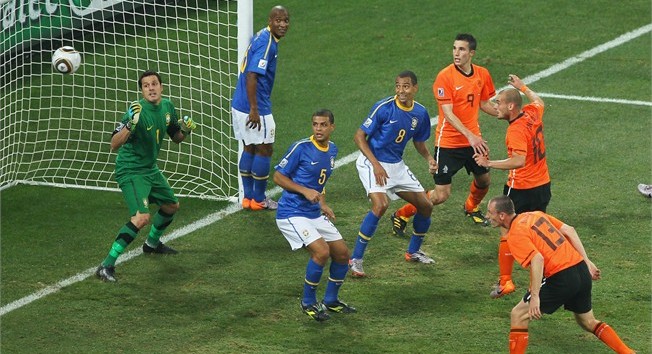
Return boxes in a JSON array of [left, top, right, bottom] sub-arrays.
[[231, 5, 289, 211], [274, 109, 356, 322], [350, 70, 438, 278]]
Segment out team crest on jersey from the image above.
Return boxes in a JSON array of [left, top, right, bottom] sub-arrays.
[[279, 158, 288, 168], [258, 59, 268, 70], [363, 117, 373, 128], [411, 117, 418, 130], [437, 88, 444, 97], [165, 113, 171, 126], [142, 198, 149, 207], [330, 156, 335, 169]]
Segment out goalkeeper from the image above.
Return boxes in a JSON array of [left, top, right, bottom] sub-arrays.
[[96, 70, 197, 282]]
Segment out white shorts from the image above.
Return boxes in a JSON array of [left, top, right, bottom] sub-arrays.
[[276, 215, 343, 251], [356, 153, 424, 200], [232, 108, 276, 145]]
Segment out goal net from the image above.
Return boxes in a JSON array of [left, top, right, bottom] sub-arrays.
[[0, 0, 251, 201]]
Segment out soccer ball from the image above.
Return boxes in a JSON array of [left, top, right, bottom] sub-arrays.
[[52, 46, 82, 74]]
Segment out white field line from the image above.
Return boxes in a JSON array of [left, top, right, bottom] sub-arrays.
[[537, 93, 652, 107], [1, 24, 651, 317]]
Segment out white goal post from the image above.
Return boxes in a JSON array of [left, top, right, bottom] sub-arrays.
[[0, 0, 253, 201]]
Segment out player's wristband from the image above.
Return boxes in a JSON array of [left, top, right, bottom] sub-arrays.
[[520, 85, 529, 93]]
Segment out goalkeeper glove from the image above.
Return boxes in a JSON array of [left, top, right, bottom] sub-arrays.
[[126, 101, 142, 131], [179, 115, 197, 134]]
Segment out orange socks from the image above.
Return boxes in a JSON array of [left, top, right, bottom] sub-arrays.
[[464, 180, 489, 212], [395, 203, 417, 219], [593, 322, 635, 354], [498, 236, 514, 284], [509, 328, 528, 354]]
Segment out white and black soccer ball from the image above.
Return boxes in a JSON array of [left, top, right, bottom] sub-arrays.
[[52, 46, 82, 74]]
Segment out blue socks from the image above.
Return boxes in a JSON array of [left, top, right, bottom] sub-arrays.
[[407, 213, 431, 254], [251, 155, 271, 202], [352, 211, 380, 259], [239, 151, 254, 200], [323, 261, 348, 304], [302, 258, 324, 306]]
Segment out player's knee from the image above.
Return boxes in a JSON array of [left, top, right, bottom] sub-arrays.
[[432, 188, 450, 204], [256, 144, 273, 157], [131, 212, 150, 229], [313, 249, 330, 265], [575, 313, 599, 332], [510, 303, 529, 327], [474, 174, 491, 189], [371, 201, 389, 216], [161, 202, 180, 215]]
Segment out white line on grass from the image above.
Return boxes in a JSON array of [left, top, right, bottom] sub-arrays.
[[537, 93, 652, 107], [2, 23, 651, 317]]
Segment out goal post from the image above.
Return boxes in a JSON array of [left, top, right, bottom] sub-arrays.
[[0, 0, 253, 201]]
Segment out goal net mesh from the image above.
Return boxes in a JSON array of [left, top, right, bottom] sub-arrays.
[[0, 0, 240, 200]]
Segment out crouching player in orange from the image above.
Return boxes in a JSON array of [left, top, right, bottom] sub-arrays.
[[486, 196, 636, 354]]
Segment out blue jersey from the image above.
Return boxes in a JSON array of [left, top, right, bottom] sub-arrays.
[[231, 26, 280, 115], [275, 136, 338, 219], [360, 96, 431, 163]]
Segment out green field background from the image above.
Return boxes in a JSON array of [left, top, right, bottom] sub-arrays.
[[1, 1, 651, 353]]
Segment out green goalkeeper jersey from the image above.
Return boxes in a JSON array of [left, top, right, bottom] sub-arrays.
[[114, 98, 181, 179]]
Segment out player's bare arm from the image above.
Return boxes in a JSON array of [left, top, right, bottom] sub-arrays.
[[508, 74, 544, 107], [273, 171, 321, 203], [559, 223, 601, 280], [474, 152, 525, 170], [441, 103, 489, 155], [480, 99, 498, 117], [354, 128, 388, 186], [320, 194, 335, 221], [413, 141, 438, 174], [245, 71, 261, 130], [528, 253, 545, 320]]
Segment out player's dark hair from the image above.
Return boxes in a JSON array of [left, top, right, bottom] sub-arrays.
[[490, 195, 515, 214], [397, 70, 418, 85], [138, 70, 162, 89], [456, 33, 477, 50], [313, 109, 334, 124]]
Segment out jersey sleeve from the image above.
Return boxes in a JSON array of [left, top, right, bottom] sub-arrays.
[[506, 124, 529, 156], [433, 68, 453, 105], [275, 141, 302, 177], [360, 101, 385, 136], [244, 30, 272, 76], [412, 107, 432, 142], [479, 68, 496, 101]]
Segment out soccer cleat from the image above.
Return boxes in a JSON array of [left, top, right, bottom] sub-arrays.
[[301, 301, 330, 322], [464, 206, 489, 226], [405, 250, 435, 264], [638, 184, 652, 198], [242, 197, 251, 209], [323, 300, 357, 314], [96, 265, 117, 282], [249, 197, 278, 210], [143, 242, 178, 254], [390, 212, 408, 238], [490, 280, 516, 299], [349, 258, 366, 277]]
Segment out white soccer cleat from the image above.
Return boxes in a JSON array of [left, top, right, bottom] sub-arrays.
[[405, 250, 435, 264], [637, 184, 652, 198]]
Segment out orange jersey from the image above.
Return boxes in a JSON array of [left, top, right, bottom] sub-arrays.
[[505, 103, 551, 189], [506, 211, 584, 278], [433, 64, 495, 148]]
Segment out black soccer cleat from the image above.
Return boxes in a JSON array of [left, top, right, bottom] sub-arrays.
[[301, 301, 331, 322], [96, 264, 117, 282], [143, 242, 178, 255], [323, 299, 357, 314], [391, 212, 408, 238]]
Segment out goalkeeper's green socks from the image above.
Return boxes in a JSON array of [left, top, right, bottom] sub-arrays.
[[102, 222, 139, 267], [145, 210, 174, 248]]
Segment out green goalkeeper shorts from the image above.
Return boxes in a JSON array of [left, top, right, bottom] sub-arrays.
[[117, 170, 178, 215]]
